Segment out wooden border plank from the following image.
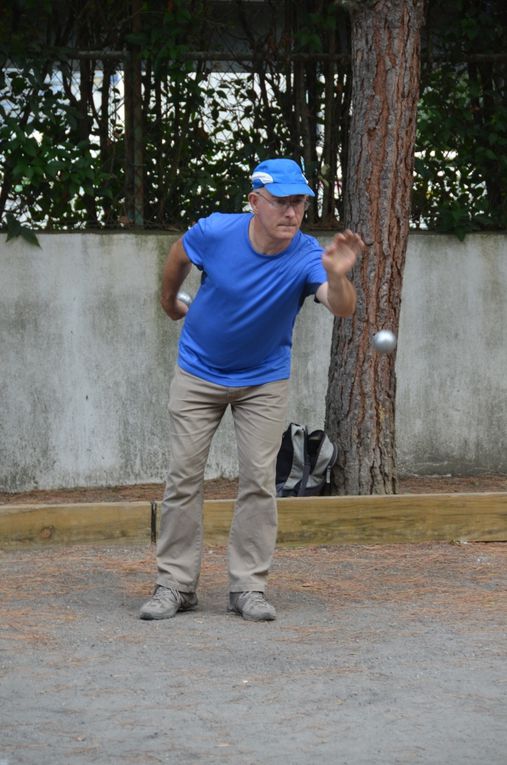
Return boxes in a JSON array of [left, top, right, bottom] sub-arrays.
[[0, 502, 151, 546], [275, 493, 507, 545], [0, 493, 505, 547]]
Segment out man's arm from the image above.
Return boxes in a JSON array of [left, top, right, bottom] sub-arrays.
[[315, 229, 364, 317], [160, 237, 193, 320]]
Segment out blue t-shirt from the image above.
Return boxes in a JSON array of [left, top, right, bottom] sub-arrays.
[[179, 212, 327, 386]]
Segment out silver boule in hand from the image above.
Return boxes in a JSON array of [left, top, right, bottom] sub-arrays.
[[177, 290, 193, 307]]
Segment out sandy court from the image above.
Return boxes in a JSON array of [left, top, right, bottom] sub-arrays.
[[1, 539, 506, 764]]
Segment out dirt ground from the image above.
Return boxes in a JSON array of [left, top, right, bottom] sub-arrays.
[[1, 539, 506, 765], [1, 473, 507, 506], [1, 477, 506, 764]]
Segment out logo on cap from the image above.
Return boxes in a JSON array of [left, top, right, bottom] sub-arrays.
[[251, 171, 274, 185]]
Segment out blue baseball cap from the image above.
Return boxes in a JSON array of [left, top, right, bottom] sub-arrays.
[[250, 158, 315, 197]]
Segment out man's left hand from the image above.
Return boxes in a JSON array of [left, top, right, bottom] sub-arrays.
[[322, 229, 364, 278]]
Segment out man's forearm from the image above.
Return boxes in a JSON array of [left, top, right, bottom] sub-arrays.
[[326, 274, 357, 317], [160, 261, 192, 315], [160, 238, 192, 319]]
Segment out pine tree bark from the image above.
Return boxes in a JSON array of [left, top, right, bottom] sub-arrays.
[[325, 0, 426, 495]]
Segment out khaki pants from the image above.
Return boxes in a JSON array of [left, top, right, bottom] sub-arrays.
[[156, 367, 289, 593]]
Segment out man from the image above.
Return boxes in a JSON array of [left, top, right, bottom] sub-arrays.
[[140, 158, 364, 622]]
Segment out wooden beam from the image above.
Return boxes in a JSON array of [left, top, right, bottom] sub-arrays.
[[275, 493, 507, 545], [0, 502, 152, 547], [0, 493, 506, 548]]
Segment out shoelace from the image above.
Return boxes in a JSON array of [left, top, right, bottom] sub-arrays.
[[153, 585, 179, 603], [241, 591, 267, 605]]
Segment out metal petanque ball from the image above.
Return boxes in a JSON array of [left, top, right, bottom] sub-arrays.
[[372, 329, 397, 354], [177, 290, 193, 307]]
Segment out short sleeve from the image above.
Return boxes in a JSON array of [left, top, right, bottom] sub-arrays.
[[182, 217, 209, 269]]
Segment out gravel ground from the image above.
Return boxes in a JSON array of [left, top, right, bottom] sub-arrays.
[[1, 540, 506, 765]]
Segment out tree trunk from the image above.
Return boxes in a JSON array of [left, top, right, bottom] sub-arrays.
[[325, 0, 425, 495]]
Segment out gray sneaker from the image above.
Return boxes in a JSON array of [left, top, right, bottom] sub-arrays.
[[139, 585, 198, 620], [228, 591, 276, 621]]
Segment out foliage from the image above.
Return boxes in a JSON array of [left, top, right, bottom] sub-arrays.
[[0, 0, 129, 234], [4, 212, 40, 246], [413, 0, 507, 237], [0, 0, 351, 234], [1, 0, 506, 238], [0, 62, 116, 230]]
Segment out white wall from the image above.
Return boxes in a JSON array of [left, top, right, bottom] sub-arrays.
[[396, 233, 507, 475], [1, 231, 506, 491]]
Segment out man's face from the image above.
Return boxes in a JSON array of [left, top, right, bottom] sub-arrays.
[[249, 189, 309, 245]]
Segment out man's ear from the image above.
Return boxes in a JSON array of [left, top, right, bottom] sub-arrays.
[[248, 191, 259, 213]]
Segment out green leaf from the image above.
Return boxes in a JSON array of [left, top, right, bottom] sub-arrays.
[[4, 213, 39, 247], [20, 228, 41, 247], [5, 213, 22, 240]]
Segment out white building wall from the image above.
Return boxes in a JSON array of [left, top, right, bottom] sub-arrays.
[[1, 231, 505, 491]]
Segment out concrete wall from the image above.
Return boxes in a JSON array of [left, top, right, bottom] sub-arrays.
[[1, 231, 506, 491], [396, 233, 507, 475]]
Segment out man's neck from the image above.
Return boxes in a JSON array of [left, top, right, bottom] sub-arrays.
[[248, 216, 295, 255]]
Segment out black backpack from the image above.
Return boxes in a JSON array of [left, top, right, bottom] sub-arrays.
[[275, 423, 338, 497]]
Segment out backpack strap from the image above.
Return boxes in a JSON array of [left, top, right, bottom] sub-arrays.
[[305, 430, 338, 494], [297, 427, 311, 496], [281, 424, 307, 495]]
